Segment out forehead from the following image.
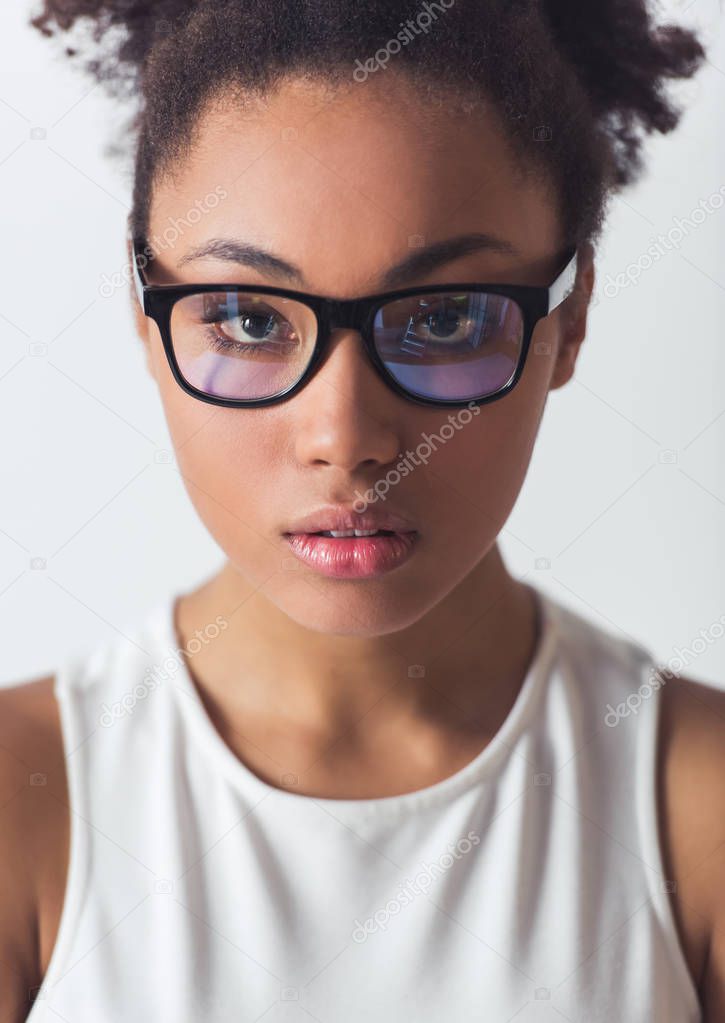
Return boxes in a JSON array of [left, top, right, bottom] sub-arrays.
[[149, 74, 561, 292]]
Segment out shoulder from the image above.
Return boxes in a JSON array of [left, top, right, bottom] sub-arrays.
[[0, 676, 68, 1020], [657, 673, 725, 1016]]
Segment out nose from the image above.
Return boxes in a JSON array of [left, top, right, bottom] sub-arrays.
[[293, 328, 404, 472]]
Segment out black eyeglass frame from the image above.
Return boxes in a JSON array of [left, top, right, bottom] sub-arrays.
[[130, 233, 579, 410]]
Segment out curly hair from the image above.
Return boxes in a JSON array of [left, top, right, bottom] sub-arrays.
[[30, 0, 705, 252]]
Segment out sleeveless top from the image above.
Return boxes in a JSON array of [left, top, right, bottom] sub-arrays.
[[26, 587, 702, 1023]]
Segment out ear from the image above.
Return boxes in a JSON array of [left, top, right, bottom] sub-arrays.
[[549, 241, 596, 391], [126, 235, 157, 381]]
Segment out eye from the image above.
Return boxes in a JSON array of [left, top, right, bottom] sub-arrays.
[[222, 310, 281, 343], [199, 295, 300, 352], [423, 302, 464, 339], [412, 298, 475, 344]]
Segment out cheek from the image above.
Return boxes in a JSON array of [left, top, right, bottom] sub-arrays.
[[418, 402, 538, 564], [174, 414, 285, 584], [424, 326, 552, 533], [148, 333, 280, 574]]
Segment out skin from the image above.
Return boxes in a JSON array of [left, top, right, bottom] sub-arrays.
[[0, 71, 723, 1019]]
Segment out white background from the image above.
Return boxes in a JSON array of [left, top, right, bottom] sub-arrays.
[[0, 1, 723, 688]]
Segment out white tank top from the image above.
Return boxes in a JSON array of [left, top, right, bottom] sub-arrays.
[[26, 588, 701, 1022]]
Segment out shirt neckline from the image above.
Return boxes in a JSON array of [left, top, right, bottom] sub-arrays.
[[158, 585, 561, 819]]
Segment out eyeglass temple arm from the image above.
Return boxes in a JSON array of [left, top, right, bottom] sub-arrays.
[[129, 231, 148, 312], [548, 248, 579, 314]]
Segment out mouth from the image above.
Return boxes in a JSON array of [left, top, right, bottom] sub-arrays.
[[282, 507, 419, 579]]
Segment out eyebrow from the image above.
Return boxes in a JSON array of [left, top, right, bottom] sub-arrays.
[[176, 232, 519, 291]]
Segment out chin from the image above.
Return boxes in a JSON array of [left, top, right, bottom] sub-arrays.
[[262, 573, 440, 638]]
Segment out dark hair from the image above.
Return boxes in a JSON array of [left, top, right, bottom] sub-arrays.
[[31, 0, 705, 252]]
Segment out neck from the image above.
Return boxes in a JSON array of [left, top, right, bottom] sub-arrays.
[[174, 545, 542, 739]]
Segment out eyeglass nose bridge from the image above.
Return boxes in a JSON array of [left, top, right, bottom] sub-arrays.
[[321, 296, 373, 339]]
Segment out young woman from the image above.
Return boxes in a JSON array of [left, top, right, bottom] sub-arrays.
[[2, 0, 723, 1019]]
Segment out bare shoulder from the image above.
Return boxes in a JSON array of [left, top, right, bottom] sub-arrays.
[[657, 673, 725, 1019], [0, 676, 68, 1022]]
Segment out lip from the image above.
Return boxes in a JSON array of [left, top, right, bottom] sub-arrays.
[[282, 504, 419, 579], [284, 531, 419, 579], [283, 505, 418, 536]]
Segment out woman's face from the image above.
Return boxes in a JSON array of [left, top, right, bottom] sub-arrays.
[[135, 74, 593, 636]]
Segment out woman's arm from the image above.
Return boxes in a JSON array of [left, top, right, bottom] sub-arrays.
[[658, 674, 725, 1019], [0, 679, 67, 1023], [702, 929, 725, 1020]]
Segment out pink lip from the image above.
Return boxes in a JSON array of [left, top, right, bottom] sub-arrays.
[[284, 531, 419, 579], [284, 504, 417, 536]]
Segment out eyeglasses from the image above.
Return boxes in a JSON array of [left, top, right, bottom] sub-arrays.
[[130, 233, 578, 410]]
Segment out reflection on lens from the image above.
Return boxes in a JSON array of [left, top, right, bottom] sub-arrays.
[[373, 291, 525, 401], [170, 291, 317, 400]]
